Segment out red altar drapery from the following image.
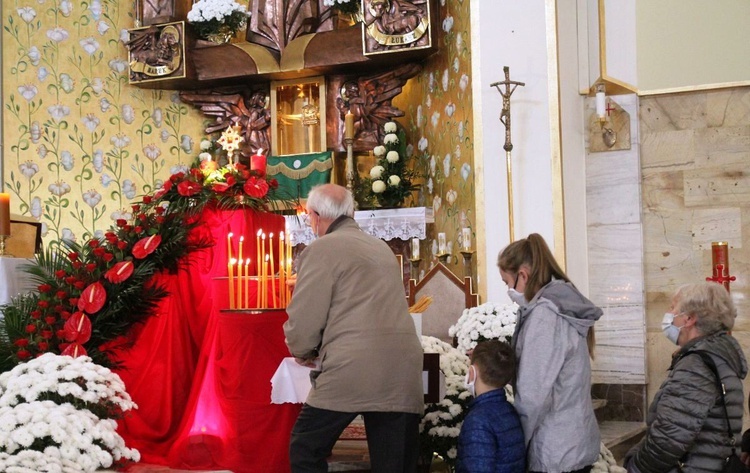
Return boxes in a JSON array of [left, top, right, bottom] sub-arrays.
[[114, 207, 301, 473]]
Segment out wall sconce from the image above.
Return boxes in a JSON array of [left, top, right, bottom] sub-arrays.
[[589, 82, 631, 153], [595, 83, 616, 148]]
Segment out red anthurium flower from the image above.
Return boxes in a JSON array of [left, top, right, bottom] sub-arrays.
[[62, 343, 87, 358], [13, 339, 29, 347], [55, 270, 67, 279], [77, 282, 107, 314], [38, 284, 52, 293], [132, 234, 162, 259], [212, 182, 231, 193], [243, 177, 269, 199], [63, 312, 92, 344], [177, 180, 203, 197], [17, 350, 31, 360], [105, 261, 134, 284], [225, 175, 237, 187]]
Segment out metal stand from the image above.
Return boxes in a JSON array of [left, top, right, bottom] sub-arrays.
[[409, 257, 421, 282], [344, 137, 358, 209], [460, 250, 474, 279], [0, 235, 13, 257], [437, 253, 449, 265]]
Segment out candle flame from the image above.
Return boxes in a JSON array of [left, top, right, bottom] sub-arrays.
[[230, 258, 237, 264], [228, 232, 233, 238], [257, 148, 264, 155], [265, 254, 269, 261], [269, 232, 274, 238], [280, 231, 285, 240], [257, 229, 262, 237], [240, 235, 244, 242], [262, 233, 266, 240], [245, 258, 251, 265]]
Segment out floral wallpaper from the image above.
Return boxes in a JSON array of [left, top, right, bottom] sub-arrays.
[[393, 0, 474, 278], [2, 0, 204, 244]]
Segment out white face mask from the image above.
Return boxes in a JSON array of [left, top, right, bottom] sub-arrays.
[[463, 365, 476, 397], [661, 312, 683, 345], [507, 288, 526, 305]]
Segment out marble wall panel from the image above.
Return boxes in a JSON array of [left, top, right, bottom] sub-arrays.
[[693, 126, 750, 167], [588, 224, 643, 265], [684, 164, 750, 207], [586, 151, 641, 187], [691, 207, 742, 250], [642, 171, 686, 211], [705, 88, 750, 128], [639, 94, 707, 133], [643, 211, 701, 292], [589, 262, 644, 306], [587, 182, 642, 226], [641, 129, 695, 172]]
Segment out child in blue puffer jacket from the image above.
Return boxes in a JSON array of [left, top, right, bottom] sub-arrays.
[[456, 340, 526, 473]]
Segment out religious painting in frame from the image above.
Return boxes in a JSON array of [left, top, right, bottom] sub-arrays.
[[361, 0, 432, 56], [127, 21, 186, 84]]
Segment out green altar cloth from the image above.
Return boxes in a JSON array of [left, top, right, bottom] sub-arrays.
[[266, 152, 332, 200]]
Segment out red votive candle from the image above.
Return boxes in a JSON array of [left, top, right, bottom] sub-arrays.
[[250, 152, 267, 177]]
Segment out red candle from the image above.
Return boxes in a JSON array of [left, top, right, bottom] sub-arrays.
[[0, 193, 10, 236], [250, 150, 267, 177]]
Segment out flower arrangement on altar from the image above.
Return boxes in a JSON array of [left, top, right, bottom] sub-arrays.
[[360, 121, 420, 209], [0, 353, 139, 471], [420, 335, 471, 469], [323, 0, 361, 15], [187, 0, 249, 42], [448, 301, 518, 354], [0, 135, 291, 371]]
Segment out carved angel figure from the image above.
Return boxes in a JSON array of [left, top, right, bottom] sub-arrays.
[[336, 63, 422, 151], [180, 89, 272, 156]]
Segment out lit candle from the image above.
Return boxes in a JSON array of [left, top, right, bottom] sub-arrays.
[[261, 233, 266, 307], [462, 228, 471, 252], [244, 258, 250, 309], [438, 233, 446, 254], [411, 238, 420, 260], [263, 254, 269, 309], [256, 230, 262, 279], [345, 110, 354, 140], [596, 90, 606, 120], [0, 193, 10, 236], [237, 236, 244, 308], [250, 149, 267, 177], [270, 249, 277, 309], [228, 258, 236, 310]]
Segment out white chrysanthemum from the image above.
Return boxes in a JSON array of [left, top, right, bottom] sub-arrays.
[[383, 122, 397, 133], [386, 151, 400, 163], [373, 145, 386, 157], [383, 133, 398, 145], [387, 175, 400, 187], [369, 165, 385, 180], [372, 180, 386, 194]]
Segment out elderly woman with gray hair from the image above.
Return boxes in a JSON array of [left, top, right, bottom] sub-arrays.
[[625, 282, 747, 473]]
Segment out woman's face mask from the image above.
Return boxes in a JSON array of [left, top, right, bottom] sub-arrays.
[[506, 272, 526, 305], [463, 365, 476, 397], [661, 312, 684, 345]]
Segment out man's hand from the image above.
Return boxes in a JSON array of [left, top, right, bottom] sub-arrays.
[[294, 357, 318, 368]]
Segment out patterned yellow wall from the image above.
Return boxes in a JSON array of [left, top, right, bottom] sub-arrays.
[[2, 0, 205, 244], [393, 0, 474, 279]]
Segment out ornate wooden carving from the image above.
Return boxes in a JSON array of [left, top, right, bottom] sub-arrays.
[[362, 0, 431, 55], [127, 23, 186, 83], [246, 0, 328, 53], [180, 88, 273, 156], [328, 63, 422, 152]]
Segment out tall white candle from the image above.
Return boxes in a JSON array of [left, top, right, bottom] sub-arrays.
[[411, 238, 420, 260], [461, 228, 471, 251], [596, 91, 606, 119], [438, 233, 446, 254]]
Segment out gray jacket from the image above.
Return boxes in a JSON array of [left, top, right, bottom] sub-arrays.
[[512, 279, 602, 473], [627, 331, 747, 473]]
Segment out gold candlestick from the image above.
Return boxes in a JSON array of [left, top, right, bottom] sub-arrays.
[[460, 250, 475, 279], [0, 235, 13, 257], [409, 257, 421, 282], [437, 253, 450, 265]]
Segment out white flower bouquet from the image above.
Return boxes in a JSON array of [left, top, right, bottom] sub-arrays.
[[0, 353, 140, 472], [187, 0, 248, 41], [361, 121, 420, 209], [448, 301, 518, 354], [420, 336, 471, 468]]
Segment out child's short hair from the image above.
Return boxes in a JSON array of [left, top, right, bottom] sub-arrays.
[[470, 340, 516, 388]]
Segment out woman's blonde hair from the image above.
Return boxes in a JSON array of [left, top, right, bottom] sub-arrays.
[[675, 282, 736, 334]]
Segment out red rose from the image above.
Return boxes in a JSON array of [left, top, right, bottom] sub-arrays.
[[243, 177, 270, 199], [268, 178, 279, 189], [177, 180, 203, 197], [41, 330, 53, 340], [37, 341, 49, 351], [65, 276, 76, 285], [72, 261, 83, 270], [17, 350, 31, 360], [54, 304, 63, 313], [74, 281, 86, 290], [190, 168, 203, 179], [117, 241, 128, 250], [25, 324, 37, 334], [143, 195, 153, 204], [170, 172, 185, 182], [55, 270, 67, 279], [37, 300, 49, 309], [68, 297, 79, 306], [162, 180, 173, 192], [56, 290, 67, 300], [225, 175, 237, 187], [155, 207, 165, 215], [137, 213, 147, 221], [116, 219, 127, 227], [93, 247, 106, 257], [155, 216, 165, 224], [68, 252, 79, 261], [134, 226, 144, 234], [13, 339, 29, 347], [38, 284, 52, 293], [85, 263, 97, 272], [45, 316, 57, 325], [123, 224, 133, 232], [88, 239, 100, 248], [102, 253, 114, 262], [235, 163, 248, 172], [56, 329, 66, 339], [30, 310, 42, 319], [61, 311, 72, 320], [132, 204, 141, 213]]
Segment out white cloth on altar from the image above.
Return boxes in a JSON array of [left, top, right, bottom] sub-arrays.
[[270, 357, 319, 404], [0, 258, 35, 318]]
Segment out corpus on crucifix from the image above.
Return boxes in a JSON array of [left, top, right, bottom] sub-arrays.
[[490, 66, 525, 242]]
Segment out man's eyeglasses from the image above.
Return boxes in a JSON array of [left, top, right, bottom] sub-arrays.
[[302, 211, 320, 227]]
